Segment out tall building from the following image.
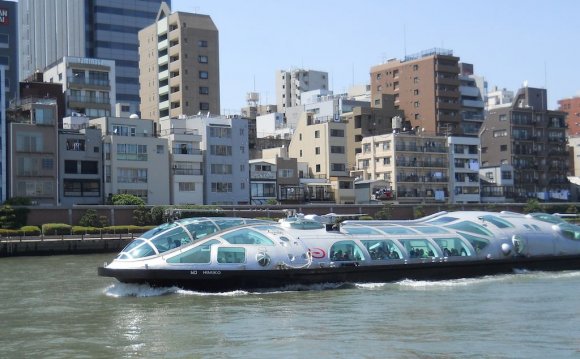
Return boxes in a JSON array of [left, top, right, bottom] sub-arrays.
[[370, 48, 461, 135], [275, 69, 328, 112], [480, 86, 570, 201], [139, 3, 220, 122], [0, 0, 17, 108], [458, 63, 486, 136], [18, 0, 168, 115], [558, 96, 580, 136]]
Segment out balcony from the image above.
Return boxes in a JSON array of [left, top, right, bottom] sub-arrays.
[[68, 95, 111, 107], [461, 99, 485, 108], [67, 77, 110, 90]]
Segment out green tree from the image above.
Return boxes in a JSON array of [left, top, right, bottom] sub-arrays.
[[4, 197, 32, 206], [413, 205, 425, 219], [111, 194, 145, 206], [133, 206, 152, 226], [523, 199, 543, 214], [0, 205, 17, 229], [79, 209, 100, 227]]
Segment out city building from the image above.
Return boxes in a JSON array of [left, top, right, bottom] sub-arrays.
[[353, 132, 449, 204], [43, 56, 116, 118], [487, 86, 514, 110], [371, 48, 461, 135], [249, 147, 301, 205], [0, 66, 5, 202], [480, 86, 570, 201], [6, 96, 59, 206], [458, 63, 486, 136], [276, 69, 328, 111], [139, 2, 220, 122], [18, 0, 168, 114], [181, 114, 249, 205], [59, 115, 103, 206], [288, 112, 353, 203], [448, 136, 481, 203], [479, 164, 515, 203], [558, 96, 580, 136], [0, 0, 17, 108], [158, 116, 204, 205], [89, 115, 170, 205]]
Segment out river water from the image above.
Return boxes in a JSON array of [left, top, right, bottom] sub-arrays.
[[1, 253, 580, 359]]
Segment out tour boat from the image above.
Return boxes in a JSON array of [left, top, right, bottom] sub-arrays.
[[98, 211, 580, 292]]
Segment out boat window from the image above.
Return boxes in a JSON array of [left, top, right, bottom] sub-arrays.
[[139, 222, 178, 240], [221, 228, 275, 245], [446, 221, 493, 237], [456, 232, 490, 253], [214, 218, 246, 229], [330, 240, 366, 261], [528, 213, 566, 224], [410, 226, 450, 234], [151, 226, 190, 254], [118, 239, 156, 259], [433, 237, 472, 257], [425, 216, 458, 225], [558, 223, 580, 241], [167, 240, 220, 263], [480, 215, 514, 229], [184, 220, 218, 240], [341, 226, 382, 235], [398, 238, 439, 258], [375, 226, 418, 235], [217, 247, 246, 263], [360, 239, 403, 260]]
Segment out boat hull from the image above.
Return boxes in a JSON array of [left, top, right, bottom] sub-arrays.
[[98, 254, 580, 292]]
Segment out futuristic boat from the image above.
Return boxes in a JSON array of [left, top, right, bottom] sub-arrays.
[[98, 211, 580, 292]]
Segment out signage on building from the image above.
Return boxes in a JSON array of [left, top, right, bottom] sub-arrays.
[[0, 8, 8, 25]]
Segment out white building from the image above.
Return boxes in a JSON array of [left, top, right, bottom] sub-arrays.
[[90, 115, 170, 205], [275, 68, 328, 111], [448, 136, 481, 203], [487, 86, 514, 109]]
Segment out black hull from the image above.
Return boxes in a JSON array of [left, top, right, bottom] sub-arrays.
[[98, 255, 580, 292]]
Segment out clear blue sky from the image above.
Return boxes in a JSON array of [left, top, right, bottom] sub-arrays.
[[172, 0, 580, 115]]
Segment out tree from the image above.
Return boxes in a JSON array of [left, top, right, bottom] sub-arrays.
[[413, 205, 425, 219], [4, 197, 32, 206], [374, 203, 393, 220], [133, 206, 152, 226], [79, 209, 100, 227], [0, 205, 17, 229], [523, 199, 543, 214], [111, 194, 145, 206]]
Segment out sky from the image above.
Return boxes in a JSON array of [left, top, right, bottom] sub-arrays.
[[172, 0, 580, 115]]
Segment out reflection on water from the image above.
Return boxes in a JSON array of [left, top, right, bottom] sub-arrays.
[[1, 254, 580, 358]]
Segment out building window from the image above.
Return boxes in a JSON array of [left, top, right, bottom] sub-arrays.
[[64, 160, 77, 174], [199, 71, 209, 79], [199, 86, 209, 94], [210, 145, 232, 156], [315, 147, 320, 155], [500, 144, 507, 151], [501, 171, 512, 180], [414, 89, 419, 95], [198, 55, 208, 63], [314, 130, 320, 138], [117, 168, 148, 183], [198, 40, 208, 47], [81, 161, 98, 174], [331, 163, 346, 172], [200, 102, 210, 111], [209, 127, 231, 138], [499, 114, 507, 121], [330, 129, 344, 137], [413, 64, 419, 71], [179, 182, 196, 192], [157, 145, 164, 154], [413, 77, 419, 84], [330, 146, 345, 154], [414, 101, 420, 108], [66, 139, 85, 151], [315, 164, 321, 173], [211, 182, 233, 193]]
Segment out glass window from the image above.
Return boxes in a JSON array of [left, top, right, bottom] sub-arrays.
[[425, 216, 458, 225], [480, 215, 514, 229], [558, 223, 580, 241], [398, 238, 439, 258], [446, 221, 493, 237], [433, 237, 472, 257], [150, 226, 190, 253], [118, 239, 156, 259], [221, 228, 274, 245], [184, 220, 218, 239], [360, 239, 403, 260], [456, 232, 490, 253], [409, 226, 450, 234], [330, 240, 366, 261], [376, 226, 418, 235], [217, 247, 246, 263], [167, 240, 219, 263]]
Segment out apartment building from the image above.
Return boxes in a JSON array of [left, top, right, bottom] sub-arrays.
[[158, 117, 204, 205], [354, 132, 449, 204], [371, 48, 461, 135], [458, 63, 486, 136], [90, 116, 170, 205], [448, 136, 481, 203], [558, 96, 580, 136], [59, 116, 103, 206], [479, 164, 515, 203], [6, 97, 59, 206], [288, 112, 353, 203], [481, 86, 570, 201], [43, 56, 116, 118], [276, 69, 328, 111], [139, 3, 220, 122]]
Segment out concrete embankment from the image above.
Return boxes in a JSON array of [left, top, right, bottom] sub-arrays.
[[0, 235, 134, 257]]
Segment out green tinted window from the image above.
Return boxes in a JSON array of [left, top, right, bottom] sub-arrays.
[[529, 213, 565, 224], [217, 247, 246, 263], [433, 237, 472, 256], [398, 238, 439, 258], [481, 215, 514, 229], [167, 240, 219, 263], [184, 220, 218, 240], [330, 240, 366, 261], [457, 232, 490, 252], [360, 239, 403, 260], [341, 226, 382, 235], [426, 216, 458, 225], [221, 228, 274, 245], [558, 223, 580, 241], [411, 226, 450, 234], [447, 221, 493, 237], [376, 226, 418, 235], [214, 218, 245, 229]]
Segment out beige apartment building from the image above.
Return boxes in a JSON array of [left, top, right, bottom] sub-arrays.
[[354, 132, 449, 203], [139, 3, 220, 122], [370, 48, 461, 135]]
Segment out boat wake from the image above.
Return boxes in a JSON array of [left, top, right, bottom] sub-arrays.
[[104, 283, 181, 297]]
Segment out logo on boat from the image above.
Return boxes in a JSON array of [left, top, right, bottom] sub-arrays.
[[202, 270, 221, 275], [310, 247, 326, 259]]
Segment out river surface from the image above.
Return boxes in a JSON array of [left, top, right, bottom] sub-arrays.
[[1, 253, 580, 358]]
